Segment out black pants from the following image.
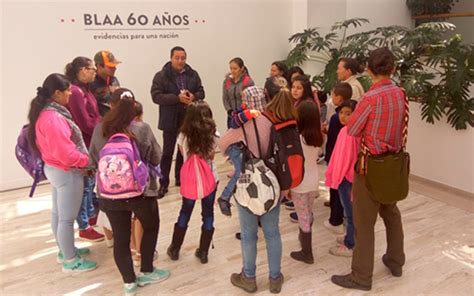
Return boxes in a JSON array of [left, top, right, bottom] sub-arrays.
[[329, 188, 344, 226], [160, 130, 184, 188], [100, 196, 159, 284]]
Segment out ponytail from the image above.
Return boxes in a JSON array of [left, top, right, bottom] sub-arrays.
[[64, 56, 92, 83], [27, 74, 70, 151]]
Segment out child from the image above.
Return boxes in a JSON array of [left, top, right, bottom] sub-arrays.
[[290, 76, 314, 107], [325, 99, 360, 257], [167, 101, 219, 264], [323, 82, 352, 234], [290, 100, 324, 264], [217, 86, 266, 216], [317, 91, 328, 163]]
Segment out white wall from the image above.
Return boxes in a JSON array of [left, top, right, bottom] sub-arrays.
[[408, 102, 474, 193], [0, 0, 293, 191]]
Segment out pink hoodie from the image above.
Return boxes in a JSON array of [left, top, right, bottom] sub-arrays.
[[35, 110, 89, 171], [325, 126, 360, 189]]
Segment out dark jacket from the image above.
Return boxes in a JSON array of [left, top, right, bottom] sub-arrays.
[[325, 107, 344, 164], [90, 75, 120, 116], [151, 62, 205, 131]]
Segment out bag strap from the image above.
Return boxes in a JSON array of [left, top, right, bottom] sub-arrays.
[[359, 88, 409, 175]]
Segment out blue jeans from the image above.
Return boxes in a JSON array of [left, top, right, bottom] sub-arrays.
[[221, 144, 243, 200], [237, 203, 282, 279], [76, 175, 96, 230], [44, 165, 84, 260], [177, 189, 216, 231], [338, 178, 355, 249]]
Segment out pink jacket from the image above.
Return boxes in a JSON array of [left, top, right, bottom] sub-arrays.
[[35, 110, 89, 171], [325, 126, 360, 189]]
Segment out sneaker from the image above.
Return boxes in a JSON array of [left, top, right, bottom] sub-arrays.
[[157, 186, 168, 199], [336, 235, 345, 245], [269, 273, 284, 294], [57, 247, 90, 263], [230, 272, 257, 293], [88, 215, 98, 227], [62, 255, 97, 273], [137, 267, 170, 286], [124, 282, 138, 296], [289, 212, 298, 223], [285, 201, 295, 210], [217, 197, 232, 217], [79, 227, 105, 242], [323, 220, 344, 235], [329, 244, 353, 257]]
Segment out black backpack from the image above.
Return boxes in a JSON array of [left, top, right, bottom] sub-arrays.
[[263, 113, 305, 191]]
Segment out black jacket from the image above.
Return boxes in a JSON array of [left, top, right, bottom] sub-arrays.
[[325, 107, 344, 164], [90, 75, 120, 117], [151, 62, 205, 131]]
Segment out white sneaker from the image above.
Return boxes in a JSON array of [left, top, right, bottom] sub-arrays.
[[323, 220, 345, 235], [329, 244, 353, 257]]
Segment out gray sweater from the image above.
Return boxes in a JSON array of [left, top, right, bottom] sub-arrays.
[[89, 120, 162, 197]]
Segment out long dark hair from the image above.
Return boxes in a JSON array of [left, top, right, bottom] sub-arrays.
[[291, 76, 313, 101], [229, 57, 249, 76], [102, 88, 137, 139], [27, 73, 70, 151], [180, 101, 216, 159], [65, 56, 92, 83], [297, 100, 323, 147], [287, 66, 305, 82]]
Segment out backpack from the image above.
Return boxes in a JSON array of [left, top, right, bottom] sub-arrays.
[[180, 154, 216, 200], [15, 124, 47, 197], [97, 133, 149, 199], [234, 120, 280, 216], [263, 113, 305, 191]]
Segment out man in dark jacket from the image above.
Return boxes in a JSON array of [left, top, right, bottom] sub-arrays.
[[151, 46, 205, 198]]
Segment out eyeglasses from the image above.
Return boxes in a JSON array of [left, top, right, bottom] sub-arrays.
[[85, 66, 97, 71]]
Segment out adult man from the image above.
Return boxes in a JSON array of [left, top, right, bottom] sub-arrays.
[[336, 57, 365, 101], [331, 48, 407, 291], [151, 46, 205, 198], [90, 50, 121, 116]]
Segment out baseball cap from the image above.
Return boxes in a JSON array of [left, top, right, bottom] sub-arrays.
[[94, 50, 121, 67]]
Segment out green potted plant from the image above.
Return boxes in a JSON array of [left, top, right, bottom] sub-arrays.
[[286, 18, 473, 130]]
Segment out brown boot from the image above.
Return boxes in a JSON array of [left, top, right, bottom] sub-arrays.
[[331, 274, 371, 291], [269, 273, 284, 294], [290, 229, 314, 264], [230, 272, 257, 293], [382, 254, 402, 277]]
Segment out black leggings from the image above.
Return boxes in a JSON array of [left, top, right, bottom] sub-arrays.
[[100, 196, 159, 283], [329, 188, 344, 226]]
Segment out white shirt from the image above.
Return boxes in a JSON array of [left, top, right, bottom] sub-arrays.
[[344, 75, 365, 101], [292, 135, 320, 194]]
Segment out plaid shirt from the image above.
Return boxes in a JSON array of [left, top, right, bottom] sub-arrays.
[[347, 79, 406, 155]]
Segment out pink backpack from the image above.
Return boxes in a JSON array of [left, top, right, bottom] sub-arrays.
[[97, 133, 149, 199], [180, 155, 216, 200]]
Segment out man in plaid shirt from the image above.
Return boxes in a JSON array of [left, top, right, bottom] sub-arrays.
[[331, 48, 407, 291]]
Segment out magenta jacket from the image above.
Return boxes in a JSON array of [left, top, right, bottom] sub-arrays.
[[66, 84, 101, 147], [325, 126, 360, 189], [36, 110, 89, 171]]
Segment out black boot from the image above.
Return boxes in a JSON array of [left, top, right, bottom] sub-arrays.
[[195, 227, 214, 264], [167, 223, 187, 261], [290, 228, 314, 264]]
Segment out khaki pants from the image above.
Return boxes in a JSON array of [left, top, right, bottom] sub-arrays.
[[351, 173, 405, 286]]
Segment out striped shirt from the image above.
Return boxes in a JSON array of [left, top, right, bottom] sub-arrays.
[[347, 79, 406, 155]]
